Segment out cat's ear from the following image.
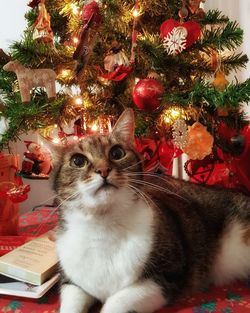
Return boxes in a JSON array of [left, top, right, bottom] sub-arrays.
[[112, 109, 135, 145]]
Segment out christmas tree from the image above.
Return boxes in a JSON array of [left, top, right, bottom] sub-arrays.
[[0, 0, 250, 190]]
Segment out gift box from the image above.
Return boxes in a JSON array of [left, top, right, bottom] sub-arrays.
[[0, 154, 20, 235]]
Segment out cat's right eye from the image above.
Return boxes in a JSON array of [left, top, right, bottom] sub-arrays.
[[70, 153, 88, 168]]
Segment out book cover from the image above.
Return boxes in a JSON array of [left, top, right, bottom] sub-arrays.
[[0, 233, 58, 285], [0, 273, 60, 298]]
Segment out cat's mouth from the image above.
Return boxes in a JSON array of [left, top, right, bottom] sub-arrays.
[[96, 179, 117, 193]]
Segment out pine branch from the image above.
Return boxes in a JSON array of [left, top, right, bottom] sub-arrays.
[[222, 52, 249, 73], [200, 21, 243, 51], [10, 34, 73, 69], [202, 10, 230, 25], [163, 80, 250, 109]]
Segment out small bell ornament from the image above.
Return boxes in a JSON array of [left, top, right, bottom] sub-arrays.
[[32, 0, 54, 43]]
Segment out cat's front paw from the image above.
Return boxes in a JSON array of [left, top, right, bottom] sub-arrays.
[[100, 280, 166, 313], [60, 284, 95, 313]]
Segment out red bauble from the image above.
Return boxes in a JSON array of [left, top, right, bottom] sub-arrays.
[[132, 78, 164, 111]]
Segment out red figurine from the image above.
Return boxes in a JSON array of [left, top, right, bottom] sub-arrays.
[[21, 141, 52, 177]]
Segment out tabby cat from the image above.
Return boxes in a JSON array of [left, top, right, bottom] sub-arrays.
[[51, 109, 250, 313]]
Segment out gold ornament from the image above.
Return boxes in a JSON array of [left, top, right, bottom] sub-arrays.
[[183, 122, 214, 160], [212, 69, 229, 91]]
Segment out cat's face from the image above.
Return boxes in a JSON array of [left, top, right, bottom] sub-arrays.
[[52, 109, 142, 214]]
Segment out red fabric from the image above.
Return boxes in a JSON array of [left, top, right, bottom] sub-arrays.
[[188, 124, 250, 195], [0, 208, 250, 312]]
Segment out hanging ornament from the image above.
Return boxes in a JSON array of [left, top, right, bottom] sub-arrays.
[[183, 122, 214, 160], [3, 60, 57, 103], [212, 69, 229, 91], [187, 0, 205, 14], [104, 41, 130, 72], [132, 78, 164, 112], [73, 1, 102, 84], [28, 0, 40, 8], [98, 41, 133, 82], [210, 49, 219, 71], [178, 4, 189, 20], [32, 0, 54, 43], [172, 119, 188, 149], [160, 19, 201, 55]]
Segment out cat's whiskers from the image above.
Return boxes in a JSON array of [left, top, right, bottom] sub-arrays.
[[127, 184, 153, 209], [127, 177, 189, 203], [122, 158, 145, 171], [31, 194, 57, 211], [32, 191, 80, 236], [127, 171, 178, 188]]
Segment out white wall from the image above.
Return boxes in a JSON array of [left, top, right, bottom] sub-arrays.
[[0, 1, 27, 51]]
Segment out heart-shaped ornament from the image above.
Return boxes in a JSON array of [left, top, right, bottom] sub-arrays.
[[160, 19, 201, 55]]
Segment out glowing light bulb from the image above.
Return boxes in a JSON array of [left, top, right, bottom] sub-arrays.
[[75, 97, 83, 105], [73, 37, 79, 44], [61, 69, 70, 77], [91, 123, 98, 132], [171, 109, 180, 118], [132, 8, 140, 18], [164, 116, 171, 124], [73, 135, 78, 141], [52, 138, 60, 144], [71, 3, 79, 15], [54, 124, 58, 128]]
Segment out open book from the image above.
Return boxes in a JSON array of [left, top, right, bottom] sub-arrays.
[[0, 233, 58, 285]]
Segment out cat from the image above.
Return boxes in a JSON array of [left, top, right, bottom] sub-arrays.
[[50, 108, 250, 313]]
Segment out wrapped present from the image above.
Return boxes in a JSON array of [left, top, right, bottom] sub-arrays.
[[0, 154, 20, 235]]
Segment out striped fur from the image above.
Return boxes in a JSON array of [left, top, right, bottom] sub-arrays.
[[51, 109, 250, 313]]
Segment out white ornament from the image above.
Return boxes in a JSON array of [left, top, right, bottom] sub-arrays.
[[163, 26, 188, 55], [104, 50, 130, 72], [0, 116, 9, 140]]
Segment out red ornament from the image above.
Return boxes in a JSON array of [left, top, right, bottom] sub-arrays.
[[132, 78, 164, 111], [80, 1, 102, 26], [28, 0, 40, 8], [160, 19, 201, 54], [0, 182, 30, 203]]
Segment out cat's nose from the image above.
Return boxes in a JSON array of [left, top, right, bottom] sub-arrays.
[[95, 167, 112, 178]]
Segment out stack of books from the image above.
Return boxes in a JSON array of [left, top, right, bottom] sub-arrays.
[[0, 233, 59, 298]]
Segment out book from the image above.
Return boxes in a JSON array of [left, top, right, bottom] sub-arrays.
[[0, 233, 58, 285], [0, 273, 60, 298]]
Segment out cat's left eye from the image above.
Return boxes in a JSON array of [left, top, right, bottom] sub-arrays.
[[70, 153, 88, 167], [109, 145, 126, 160]]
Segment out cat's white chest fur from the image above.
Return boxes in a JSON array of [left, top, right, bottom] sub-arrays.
[[56, 198, 154, 301]]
